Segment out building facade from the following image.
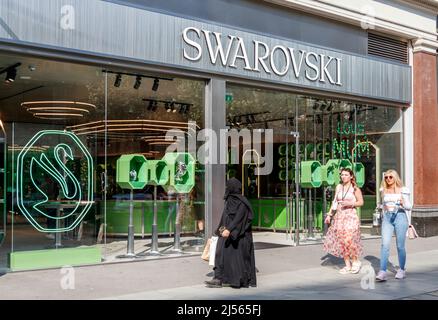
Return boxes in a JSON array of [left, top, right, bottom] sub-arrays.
[[0, 0, 436, 271]]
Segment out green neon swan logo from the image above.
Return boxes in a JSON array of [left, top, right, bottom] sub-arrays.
[[16, 130, 93, 232], [30, 143, 81, 218]]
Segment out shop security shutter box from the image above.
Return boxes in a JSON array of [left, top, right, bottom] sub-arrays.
[[116, 154, 149, 190], [300, 160, 322, 188]]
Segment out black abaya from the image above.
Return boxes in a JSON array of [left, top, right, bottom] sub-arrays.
[[213, 178, 257, 288]]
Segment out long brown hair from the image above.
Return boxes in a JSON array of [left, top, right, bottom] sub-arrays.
[[340, 168, 357, 189]]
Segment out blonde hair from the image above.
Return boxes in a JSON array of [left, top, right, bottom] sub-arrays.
[[380, 169, 403, 191]]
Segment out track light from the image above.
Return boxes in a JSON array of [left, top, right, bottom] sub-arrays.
[[152, 100, 158, 111], [5, 67, 17, 83], [152, 78, 159, 91], [134, 76, 142, 89], [0, 62, 21, 84], [170, 101, 176, 113], [179, 103, 190, 114], [326, 101, 333, 112], [114, 74, 122, 87], [147, 100, 154, 111]]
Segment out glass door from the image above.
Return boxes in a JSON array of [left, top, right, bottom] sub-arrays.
[[0, 121, 6, 246]]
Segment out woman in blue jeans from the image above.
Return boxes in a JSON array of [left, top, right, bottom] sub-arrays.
[[376, 169, 412, 281]]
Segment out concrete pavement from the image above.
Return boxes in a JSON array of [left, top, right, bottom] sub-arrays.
[[0, 233, 438, 300]]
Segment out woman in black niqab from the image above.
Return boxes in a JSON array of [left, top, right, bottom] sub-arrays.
[[205, 178, 257, 288]]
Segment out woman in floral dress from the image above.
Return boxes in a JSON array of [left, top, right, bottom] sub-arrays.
[[324, 168, 364, 274]]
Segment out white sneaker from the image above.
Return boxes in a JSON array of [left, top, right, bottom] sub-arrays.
[[339, 266, 352, 274], [351, 261, 362, 274], [395, 269, 406, 279], [376, 270, 387, 282]]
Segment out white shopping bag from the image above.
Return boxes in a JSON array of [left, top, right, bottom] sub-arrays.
[[208, 236, 219, 266]]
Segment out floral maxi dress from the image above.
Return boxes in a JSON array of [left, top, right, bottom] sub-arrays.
[[323, 185, 363, 258]]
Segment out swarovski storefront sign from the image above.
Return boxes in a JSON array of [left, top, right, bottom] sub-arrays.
[[0, 0, 411, 103], [182, 27, 342, 86]]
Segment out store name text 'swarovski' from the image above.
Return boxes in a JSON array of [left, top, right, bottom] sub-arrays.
[[182, 27, 342, 86]]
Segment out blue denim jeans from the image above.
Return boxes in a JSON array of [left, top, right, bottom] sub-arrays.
[[380, 210, 408, 271]]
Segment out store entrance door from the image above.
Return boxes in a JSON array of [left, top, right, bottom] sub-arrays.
[[0, 123, 6, 246]]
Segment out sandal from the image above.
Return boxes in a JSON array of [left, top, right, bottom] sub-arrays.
[[351, 261, 362, 274], [339, 266, 352, 274]]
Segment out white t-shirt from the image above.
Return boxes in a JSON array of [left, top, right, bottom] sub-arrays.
[[380, 187, 412, 223]]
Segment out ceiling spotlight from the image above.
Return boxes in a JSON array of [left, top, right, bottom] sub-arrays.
[[147, 100, 154, 111], [5, 67, 17, 83], [170, 101, 177, 113], [152, 78, 159, 91], [134, 76, 142, 89], [319, 100, 327, 111], [326, 101, 334, 112], [152, 100, 158, 111], [164, 102, 171, 112], [234, 116, 242, 126], [114, 73, 122, 87]]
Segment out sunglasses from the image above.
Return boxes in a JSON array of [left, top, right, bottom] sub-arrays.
[[384, 176, 394, 180]]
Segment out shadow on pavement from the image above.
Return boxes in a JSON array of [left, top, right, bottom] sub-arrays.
[[363, 255, 397, 273]]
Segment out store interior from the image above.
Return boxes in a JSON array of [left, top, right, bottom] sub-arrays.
[[0, 53, 206, 268], [0, 53, 403, 269]]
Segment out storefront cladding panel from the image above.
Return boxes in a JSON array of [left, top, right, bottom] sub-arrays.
[[102, 0, 368, 55], [0, 0, 411, 103]]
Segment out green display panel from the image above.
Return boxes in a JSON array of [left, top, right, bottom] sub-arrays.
[[116, 152, 195, 193], [300, 161, 322, 188], [321, 161, 337, 186], [148, 160, 169, 186], [354, 162, 365, 188], [116, 154, 149, 190], [9, 246, 101, 271], [162, 152, 195, 193], [104, 200, 198, 235], [339, 159, 353, 170], [250, 198, 322, 231]]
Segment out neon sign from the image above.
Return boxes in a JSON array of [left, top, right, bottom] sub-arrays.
[[333, 121, 371, 159], [16, 130, 93, 233]]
